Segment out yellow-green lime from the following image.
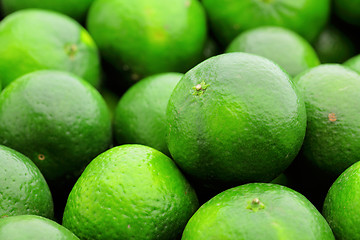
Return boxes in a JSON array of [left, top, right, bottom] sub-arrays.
[[0, 145, 53, 219], [293, 64, 360, 177], [166, 53, 307, 186], [182, 183, 335, 240], [0, 0, 94, 22], [202, 0, 330, 45], [226, 26, 320, 77], [86, 0, 207, 81], [0, 9, 100, 88], [114, 73, 183, 155], [323, 161, 360, 240], [63, 144, 199, 240], [0, 215, 79, 240], [0, 70, 112, 181]]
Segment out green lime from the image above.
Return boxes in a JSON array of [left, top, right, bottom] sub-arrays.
[[0, 0, 94, 22], [344, 54, 360, 74], [182, 183, 334, 240], [323, 161, 360, 240], [63, 144, 199, 240], [226, 26, 320, 77], [334, 0, 360, 26], [0, 215, 79, 240], [0, 9, 100, 88], [166, 53, 306, 186], [0, 70, 112, 181], [114, 72, 183, 156], [293, 64, 360, 177], [0, 145, 53, 219], [313, 25, 356, 63], [202, 0, 330, 46], [86, 0, 207, 81]]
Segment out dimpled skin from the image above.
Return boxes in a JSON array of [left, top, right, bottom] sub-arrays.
[[86, 0, 207, 81], [293, 65, 360, 177], [202, 0, 330, 46], [0, 145, 53, 218], [226, 26, 320, 77], [0, 70, 112, 181], [0, 215, 79, 240], [114, 73, 183, 156], [323, 161, 360, 240], [182, 183, 335, 240], [1, 0, 94, 21], [166, 53, 307, 186], [0, 9, 100, 88], [62, 144, 199, 240]]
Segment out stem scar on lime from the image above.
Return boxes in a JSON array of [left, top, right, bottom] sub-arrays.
[[192, 81, 209, 96], [38, 154, 46, 161], [246, 198, 265, 212], [64, 43, 78, 59], [328, 113, 337, 122]]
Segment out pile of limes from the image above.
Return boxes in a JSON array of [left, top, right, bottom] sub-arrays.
[[1, 0, 360, 239]]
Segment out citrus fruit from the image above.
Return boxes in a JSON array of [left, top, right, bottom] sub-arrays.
[[334, 0, 360, 26], [323, 161, 360, 240], [0, 145, 53, 219], [62, 144, 199, 240], [166, 52, 307, 186], [182, 183, 335, 240], [0, 9, 100, 88], [0, 70, 112, 181], [313, 25, 355, 63], [226, 26, 320, 77], [86, 0, 207, 81], [114, 73, 183, 156], [344, 54, 360, 74], [0, 0, 94, 22], [293, 64, 360, 177], [202, 0, 330, 46], [0, 215, 79, 240]]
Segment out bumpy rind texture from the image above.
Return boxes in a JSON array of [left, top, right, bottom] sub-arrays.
[[182, 183, 335, 240], [0, 9, 100, 87], [0, 70, 112, 180], [0, 145, 54, 218], [166, 52, 307, 185], [86, 0, 207, 81], [293, 64, 360, 177], [63, 144, 199, 240], [323, 161, 360, 240]]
